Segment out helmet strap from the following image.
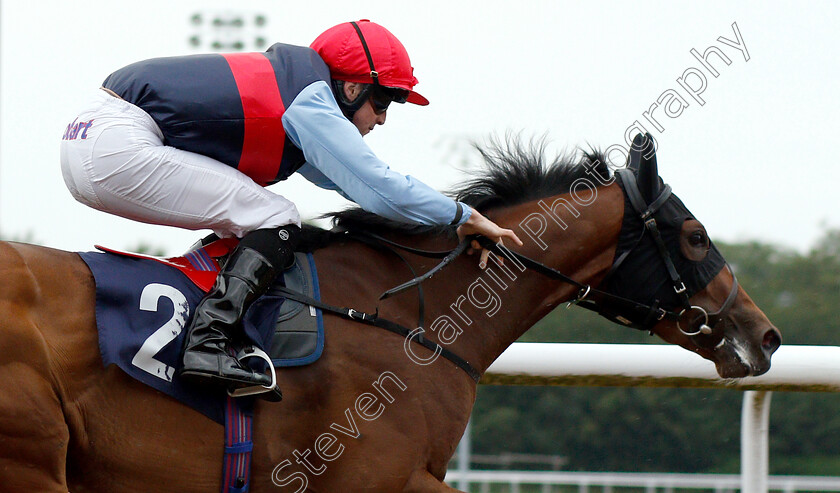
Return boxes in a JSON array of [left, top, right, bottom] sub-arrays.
[[350, 21, 380, 86], [331, 79, 372, 120], [330, 21, 381, 120]]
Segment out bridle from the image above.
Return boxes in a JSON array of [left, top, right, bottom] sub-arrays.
[[572, 168, 739, 348], [356, 167, 740, 351]]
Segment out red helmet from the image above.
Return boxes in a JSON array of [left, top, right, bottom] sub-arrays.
[[311, 20, 429, 106]]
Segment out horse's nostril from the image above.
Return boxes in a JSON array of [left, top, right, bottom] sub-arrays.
[[762, 328, 782, 354]]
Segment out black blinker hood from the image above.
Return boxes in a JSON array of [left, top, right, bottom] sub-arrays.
[[597, 133, 726, 330]]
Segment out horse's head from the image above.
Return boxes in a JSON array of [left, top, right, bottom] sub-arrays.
[[584, 133, 781, 378]]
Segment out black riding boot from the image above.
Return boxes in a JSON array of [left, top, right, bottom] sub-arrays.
[[178, 225, 300, 389]]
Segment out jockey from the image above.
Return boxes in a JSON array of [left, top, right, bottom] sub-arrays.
[[60, 20, 521, 392]]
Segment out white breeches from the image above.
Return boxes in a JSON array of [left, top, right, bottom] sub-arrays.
[[60, 89, 301, 239]]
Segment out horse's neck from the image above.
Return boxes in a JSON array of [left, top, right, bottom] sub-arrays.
[[430, 183, 625, 374]]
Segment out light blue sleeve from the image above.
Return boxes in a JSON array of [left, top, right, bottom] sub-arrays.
[[295, 162, 340, 191], [295, 162, 354, 201], [297, 163, 353, 201], [282, 81, 471, 226]]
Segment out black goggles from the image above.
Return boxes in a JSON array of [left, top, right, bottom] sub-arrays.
[[369, 85, 409, 114]]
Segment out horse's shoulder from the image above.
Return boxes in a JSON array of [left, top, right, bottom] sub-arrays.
[[0, 241, 92, 304]]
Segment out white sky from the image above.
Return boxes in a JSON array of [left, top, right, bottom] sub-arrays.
[[1, 1, 838, 255]]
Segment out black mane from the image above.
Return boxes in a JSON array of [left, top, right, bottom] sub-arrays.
[[298, 137, 611, 251]]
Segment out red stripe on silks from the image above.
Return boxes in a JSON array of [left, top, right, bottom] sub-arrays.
[[222, 53, 286, 186]]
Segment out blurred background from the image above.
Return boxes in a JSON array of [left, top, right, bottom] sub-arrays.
[[2, 0, 839, 484]]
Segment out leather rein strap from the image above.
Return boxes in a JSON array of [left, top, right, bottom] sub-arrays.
[[474, 167, 740, 343], [272, 283, 482, 383]]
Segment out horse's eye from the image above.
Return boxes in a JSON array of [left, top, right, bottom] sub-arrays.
[[681, 220, 711, 261], [689, 231, 709, 249]]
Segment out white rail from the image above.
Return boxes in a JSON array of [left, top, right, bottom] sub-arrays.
[[443, 470, 840, 493], [466, 343, 840, 493], [483, 343, 840, 391]]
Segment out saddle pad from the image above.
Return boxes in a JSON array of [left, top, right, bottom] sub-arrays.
[[268, 253, 325, 366], [78, 249, 324, 423]]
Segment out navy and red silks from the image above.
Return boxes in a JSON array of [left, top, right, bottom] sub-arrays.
[[103, 43, 331, 186]]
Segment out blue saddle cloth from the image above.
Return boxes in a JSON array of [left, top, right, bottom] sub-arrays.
[[79, 249, 324, 424]]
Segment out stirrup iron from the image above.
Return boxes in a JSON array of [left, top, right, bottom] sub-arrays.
[[227, 346, 281, 400]]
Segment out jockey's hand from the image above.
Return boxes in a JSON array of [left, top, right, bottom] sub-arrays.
[[456, 207, 523, 269]]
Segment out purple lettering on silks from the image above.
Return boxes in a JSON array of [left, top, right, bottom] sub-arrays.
[[62, 118, 78, 140], [62, 119, 95, 140], [80, 120, 95, 139]]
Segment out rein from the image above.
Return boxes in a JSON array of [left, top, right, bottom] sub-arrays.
[[476, 236, 739, 347], [277, 173, 740, 381], [349, 168, 740, 353], [272, 283, 482, 382], [469, 169, 740, 349]]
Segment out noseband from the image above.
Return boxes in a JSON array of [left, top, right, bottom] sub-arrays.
[[676, 271, 738, 337]]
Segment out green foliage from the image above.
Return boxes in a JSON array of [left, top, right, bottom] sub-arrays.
[[127, 242, 168, 257], [470, 229, 840, 474], [0, 230, 42, 244]]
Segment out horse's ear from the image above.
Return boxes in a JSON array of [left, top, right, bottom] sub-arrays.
[[627, 132, 660, 203]]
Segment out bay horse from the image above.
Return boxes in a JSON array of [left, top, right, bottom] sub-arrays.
[[0, 135, 780, 492]]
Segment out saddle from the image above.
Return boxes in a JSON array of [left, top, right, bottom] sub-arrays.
[[80, 240, 325, 423]]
